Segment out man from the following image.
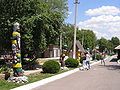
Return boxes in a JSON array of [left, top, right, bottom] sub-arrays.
[[85, 52, 91, 70]]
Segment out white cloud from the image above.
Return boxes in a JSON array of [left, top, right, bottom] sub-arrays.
[[86, 6, 120, 16], [94, 31, 109, 39], [78, 15, 120, 39]]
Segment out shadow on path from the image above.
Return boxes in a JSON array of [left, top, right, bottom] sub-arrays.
[[104, 64, 120, 70], [110, 58, 118, 62]]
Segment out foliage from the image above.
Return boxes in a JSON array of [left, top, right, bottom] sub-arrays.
[[61, 24, 74, 49], [96, 54, 102, 60], [42, 60, 60, 74], [22, 58, 38, 70], [111, 37, 120, 48], [97, 37, 108, 52], [0, 0, 68, 58], [65, 58, 79, 68], [62, 24, 97, 51], [107, 40, 114, 54], [96, 37, 120, 54], [77, 29, 96, 50]]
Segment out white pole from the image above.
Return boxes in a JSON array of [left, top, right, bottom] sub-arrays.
[[60, 33, 62, 55], [73, 0, 79, 59]]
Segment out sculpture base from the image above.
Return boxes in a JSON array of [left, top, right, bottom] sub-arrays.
[[8, 76, 28, 83]]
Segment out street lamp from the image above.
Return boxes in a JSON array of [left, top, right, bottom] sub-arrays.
[[73, 0, 79, 59]]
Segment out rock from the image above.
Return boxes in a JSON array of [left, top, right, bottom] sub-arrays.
[[8, 76, 28, 83], [61, 67, 69, 70]]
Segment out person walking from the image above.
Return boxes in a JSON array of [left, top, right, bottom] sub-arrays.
[[85, 52, 91, 70], [80, 52, 87, 70], [101, 52, 106, 66], [59, 54, 66, 68]]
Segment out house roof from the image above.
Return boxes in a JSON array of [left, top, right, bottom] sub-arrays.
[[115, 45, 120, 50], [76, 40, 85, 52]]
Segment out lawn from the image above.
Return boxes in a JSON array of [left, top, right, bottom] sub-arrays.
[[0, 68, 72, 90]]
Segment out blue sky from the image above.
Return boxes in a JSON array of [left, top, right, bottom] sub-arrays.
[[65, 0, 120, 39]]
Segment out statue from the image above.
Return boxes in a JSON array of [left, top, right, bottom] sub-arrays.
[[12, 22, 23, 77], [7, 22, 28, 83]]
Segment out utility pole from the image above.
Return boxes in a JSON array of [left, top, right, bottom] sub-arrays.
[[82, 30, 84, 46], [73, 0, 79, 59], [60, 33, 62, 55]]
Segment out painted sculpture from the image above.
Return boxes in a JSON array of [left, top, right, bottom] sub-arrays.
[[12, 22, 23, 77]]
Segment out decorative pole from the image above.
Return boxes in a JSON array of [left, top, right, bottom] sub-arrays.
[[12, 22, 23, 77], [8, 22, 28, 83]]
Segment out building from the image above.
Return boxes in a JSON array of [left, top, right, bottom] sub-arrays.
[[44, 44, 60, 58]]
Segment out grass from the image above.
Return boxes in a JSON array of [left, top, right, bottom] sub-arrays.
[[0, 68, 74, 90]]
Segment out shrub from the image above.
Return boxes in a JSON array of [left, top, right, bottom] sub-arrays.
[[23, 58, 38, 70], [65, 58, 79, 68], [96, 54, 102, 60], [42, 60, 60, 74]]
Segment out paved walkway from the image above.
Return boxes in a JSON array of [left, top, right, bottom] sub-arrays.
[[33, 56, 120, 90]]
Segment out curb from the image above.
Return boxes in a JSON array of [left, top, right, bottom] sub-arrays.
[[11, 57, 110, 90]]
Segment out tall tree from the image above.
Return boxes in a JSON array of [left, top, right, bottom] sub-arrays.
[[0, 0, 68, 57], [77, 29, 96, 50], [97, 37, 108, 52]]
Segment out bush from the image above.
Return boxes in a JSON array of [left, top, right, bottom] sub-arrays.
[[23, 58, 38, 70], [96, 54, 102, 60], [65, 58, 79, 68], [42, 60, 60, 74]]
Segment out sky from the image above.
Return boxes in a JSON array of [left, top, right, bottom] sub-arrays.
[[65, 0, 120, 40]]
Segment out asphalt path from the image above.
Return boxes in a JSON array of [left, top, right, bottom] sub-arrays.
[[33, 56, 120, 90]]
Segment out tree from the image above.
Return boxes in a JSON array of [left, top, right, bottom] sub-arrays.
[[0, 0, 36, 51], [62, 24, 74, 49], [111, 37, 120, 48], [0, 0, 68, 58], [77, 29, 96, 50], [107, 40, 114, 54], [61, 24, 97, 51], [97, 37, 108, 52]]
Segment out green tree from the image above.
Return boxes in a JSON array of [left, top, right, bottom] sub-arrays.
[[0, 0, 68, 57], [0, 0, 37, 51], [77, 29, 96, 50], [107, 40, 114, 54], [97, 37, 108, 52], [111, 37, 120, 48], [62, 24, 74, 49], [61, 24, 96, 51]]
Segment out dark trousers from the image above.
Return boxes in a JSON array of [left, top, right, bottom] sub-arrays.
[[86, 61, 90, 69]]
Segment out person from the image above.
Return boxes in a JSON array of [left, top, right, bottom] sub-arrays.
[[101, 52, 106, 66], [59, 54, 66, 68], [85, 52, 91, 70], [80, 52, 87, 70]]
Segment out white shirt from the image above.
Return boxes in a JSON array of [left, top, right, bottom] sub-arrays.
[[86, 54, 90, 61]]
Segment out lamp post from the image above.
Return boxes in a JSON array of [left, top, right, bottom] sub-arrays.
[[73, 0, 79, 59]]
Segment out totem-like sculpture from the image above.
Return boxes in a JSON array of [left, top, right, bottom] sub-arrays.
[[12, 22, 23, 77]]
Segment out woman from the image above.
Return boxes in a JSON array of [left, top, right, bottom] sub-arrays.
[[80, 52, 87, 70]]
